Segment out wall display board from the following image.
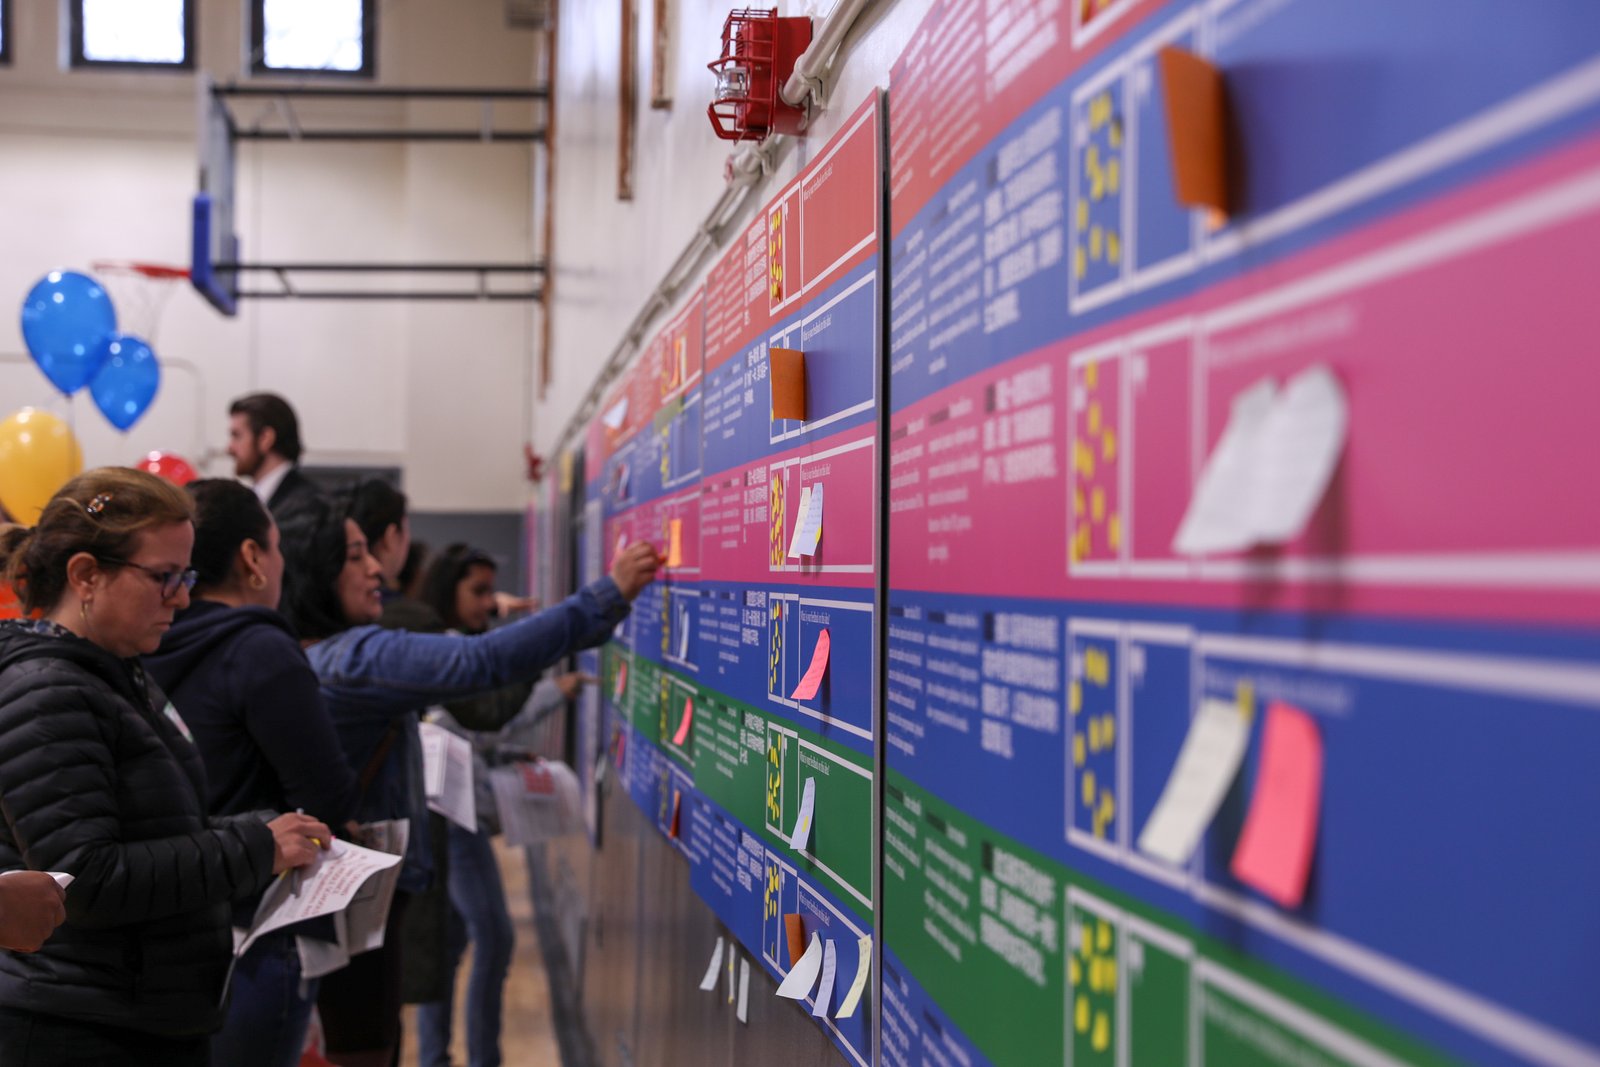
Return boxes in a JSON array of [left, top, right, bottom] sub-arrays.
[[884, 2, 1600, 1067], [588, 93, 885, 1067]]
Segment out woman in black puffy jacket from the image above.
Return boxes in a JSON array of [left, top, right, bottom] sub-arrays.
[[0, 468, 331, 1067]]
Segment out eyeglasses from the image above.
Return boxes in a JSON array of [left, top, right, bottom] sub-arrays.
[[99, 558, 199, 599]]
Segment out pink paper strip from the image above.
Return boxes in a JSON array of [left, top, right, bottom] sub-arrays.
[[1230, 702, 1324, 908], [791, 629, 831, 701], [673, 697, 694, 746]]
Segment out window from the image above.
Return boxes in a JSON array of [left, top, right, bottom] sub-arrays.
[[251, 0, 374, 77], [69, 0, 194, 70]]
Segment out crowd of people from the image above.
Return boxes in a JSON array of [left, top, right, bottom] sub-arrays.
[[0, 394, 658, 1067]]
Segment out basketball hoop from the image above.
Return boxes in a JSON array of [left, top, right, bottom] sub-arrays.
[[90, 260, 190, 346]]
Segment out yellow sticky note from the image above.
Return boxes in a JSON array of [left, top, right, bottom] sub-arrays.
[[1102, 428, 1116, 462], [1107, 156, 1121, 196], [1099, 789, 1115, 823], [1073, 733, 1086, 767], [1108, 513, 1122, 550], [1088, 402, 1101, 435], [1077, 198, 1089, 232], [1102, 713, 1116, 747], [1070, 680, 1083, 715], [1093, 1011, 1110, 1052], [1107, 230, 1121, 265], [1082, 769, 1096, 808], [1088, 718, 1101, 754], [1085, 362, 1098, 389], [667, 519, 683, 567], [1070, 957, 1082, 986], [1097, 920, 1112, 952], [1090, 225, 1103, 260], [1075, 245, 1087, 280], [1086, 647, 1109, 687], [1092, 487, 1106, 523], [1237, 679, 1256, 721], [1075, 994, 1091, 1033]]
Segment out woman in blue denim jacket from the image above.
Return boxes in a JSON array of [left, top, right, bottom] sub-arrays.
[[276, 492, 660, 1067]]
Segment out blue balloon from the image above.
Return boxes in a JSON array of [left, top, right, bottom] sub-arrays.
[[19, 270, 118, 395], [88, 334, 160, 432]]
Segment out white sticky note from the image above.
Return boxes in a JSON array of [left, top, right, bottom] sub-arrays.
[[699, 936, 724, 992], [837, 935, 871, 1018], [676, 607, 690, 660], [776, 933, 823, 999], [785, 485, 813, 559], [811, 938, 838, 1018], [602, 396, 629, 430], [1173, 377, 1276, 555], [1173, 365, 1347, 555], [789, 777, 816, 852], [737, 957, 751, 1023], [793, 483, 823, 557], [1248, 364, 1348, 544], [1136, 697, 1253, 866]]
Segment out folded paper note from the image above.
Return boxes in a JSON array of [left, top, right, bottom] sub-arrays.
[[837, 935, 871, 1018], [1137, 696, 1252, 866], [790, 777, 816, 852], [812, 939, 838, 1018], [1231, 702, 1323, 908], [1159, 46, 1232, 216], [791, 629, 830, 701], [777, 933, 823, 999], [699, 937, 724, 992]]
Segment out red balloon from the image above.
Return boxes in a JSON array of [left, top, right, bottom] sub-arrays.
[[136, 451, 198, 486]]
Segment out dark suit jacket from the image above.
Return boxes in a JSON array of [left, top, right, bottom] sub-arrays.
[[266, 466, 321, 519]]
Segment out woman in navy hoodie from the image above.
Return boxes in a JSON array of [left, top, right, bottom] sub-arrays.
[[144, 480, 357, 1067]]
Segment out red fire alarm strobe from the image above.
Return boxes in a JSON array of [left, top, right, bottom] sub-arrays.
[[707, 8, 813, 142]]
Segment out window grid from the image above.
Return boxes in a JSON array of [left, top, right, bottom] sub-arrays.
[[250, 0, 375, 79], [68, 0, 195, 71]]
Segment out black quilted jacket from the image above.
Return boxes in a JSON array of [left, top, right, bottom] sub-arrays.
[[0, 620, 278, 1036]]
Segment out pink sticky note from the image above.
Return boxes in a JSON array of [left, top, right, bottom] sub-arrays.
[[790, 629, 830, 701], [613, 661, 628, 702], [1230, 702, 1324, 908], [673, 697, 694, 746]]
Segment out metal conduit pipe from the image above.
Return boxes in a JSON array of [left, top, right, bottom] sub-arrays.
[[781, 0, 881, 109]]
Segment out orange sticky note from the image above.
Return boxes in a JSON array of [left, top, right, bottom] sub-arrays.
[[1158, 46, 1232, 216], [672, 696, 694, 747], [785, 914, 807, 967], [770, 347, 807, 421], [791, 629, 830, 701], [669, 789, 682, 839], [667, 519, 683, 567], [1230, 702, 1323, 908]]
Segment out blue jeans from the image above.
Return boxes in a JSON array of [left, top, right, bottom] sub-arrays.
[[211, 931, 318, 1067], [415, 825, 515, 1067]]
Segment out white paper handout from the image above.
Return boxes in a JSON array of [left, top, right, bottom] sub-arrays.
[[235, 836, 403, 960], [1136, 697, 1253, 866], [490, 760, 582, 848], [1172, 365, 1347, 555], [602, 396, 629, 430], [420, 720, 477, 832], [789, 777, 816, 852], [776, 933, 823, 999], [699, 936, 725, 992], [811, 939, 838, 1017]]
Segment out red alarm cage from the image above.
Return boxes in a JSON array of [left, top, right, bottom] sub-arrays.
[[706, 8, 813, 142]]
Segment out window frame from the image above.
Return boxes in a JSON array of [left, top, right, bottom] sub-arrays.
[[249, 0, 376, 79], [67, 0, 196, 72]]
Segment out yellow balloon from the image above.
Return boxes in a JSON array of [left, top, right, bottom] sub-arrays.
[[0, 408, 84, 524]]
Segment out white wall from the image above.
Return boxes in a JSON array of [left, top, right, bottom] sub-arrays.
[[532, 0, 935, 457], [0, 0, 541, 511]]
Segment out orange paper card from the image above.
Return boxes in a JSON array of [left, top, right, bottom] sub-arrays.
[[785, 914, 807, 967], [667, 519, 684, 567], [791, 629, 830, 701], [1158, 46, 1232, 216], [1230, 702, 1323, 908], [770, 347, 807, 421]]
